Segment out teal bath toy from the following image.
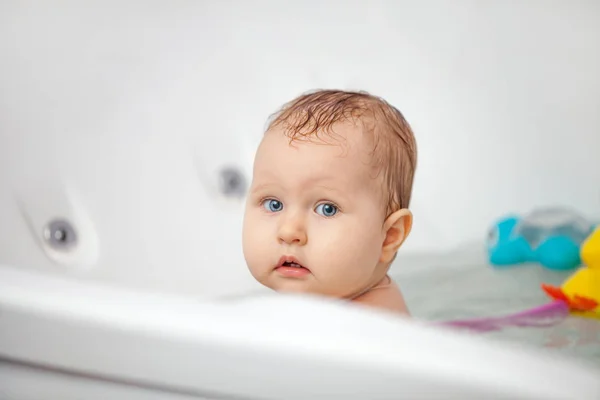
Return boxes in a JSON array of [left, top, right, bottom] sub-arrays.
[[487, 207, 596, 270]]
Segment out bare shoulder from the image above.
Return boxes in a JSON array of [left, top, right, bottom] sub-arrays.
[[351, 276, 410, 316]]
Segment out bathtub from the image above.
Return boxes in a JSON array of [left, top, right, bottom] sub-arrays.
[[2, 1, 600, 398], [1, 104, 599, 399], [1, 263, 600, 400], [1, 127, 599, 399]]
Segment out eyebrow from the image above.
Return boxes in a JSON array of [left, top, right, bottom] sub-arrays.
[[250, 179, 350, 200], [311, 183, 346, 195], [306, 175, 354, 191]]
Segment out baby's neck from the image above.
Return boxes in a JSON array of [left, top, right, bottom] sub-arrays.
[[346, 274, 391, 300], [349, 275, 409, 315]]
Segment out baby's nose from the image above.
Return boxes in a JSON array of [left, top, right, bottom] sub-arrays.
[[278, 216, 307, 245]]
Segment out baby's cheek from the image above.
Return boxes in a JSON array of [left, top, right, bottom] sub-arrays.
[[348, 224, 384, 267], [321, 226, 380, 280], [243, 214, 274, 271], [242, 216, 261, 261]]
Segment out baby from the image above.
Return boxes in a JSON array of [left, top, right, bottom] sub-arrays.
[[242, 89, 417, 315]]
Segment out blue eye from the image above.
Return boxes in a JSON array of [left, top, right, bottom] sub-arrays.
[[315, 203, 338, 217], [262, 199, 283, 212]]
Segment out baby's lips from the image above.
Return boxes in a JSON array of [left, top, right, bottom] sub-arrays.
[[276, 255, 309, 270]]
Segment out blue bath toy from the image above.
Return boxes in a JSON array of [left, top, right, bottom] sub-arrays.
[[487, 207, 596, 270]]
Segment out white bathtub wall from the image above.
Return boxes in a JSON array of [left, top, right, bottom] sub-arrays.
[[0, 1, 599, 295]]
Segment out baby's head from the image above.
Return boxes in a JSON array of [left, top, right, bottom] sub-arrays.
[[242, 89, 417, 299]]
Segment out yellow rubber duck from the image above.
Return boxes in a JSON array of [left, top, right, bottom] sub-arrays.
[[542, 226, 600, 319]]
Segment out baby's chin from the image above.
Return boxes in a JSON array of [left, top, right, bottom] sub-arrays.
[[266, 277, 361, 300], [265, 277, 316, 294]]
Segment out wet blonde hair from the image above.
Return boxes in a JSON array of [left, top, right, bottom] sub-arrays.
[[267, 89, 417, 215]]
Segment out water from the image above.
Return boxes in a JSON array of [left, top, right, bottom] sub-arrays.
[[393, 254, 600, 365]]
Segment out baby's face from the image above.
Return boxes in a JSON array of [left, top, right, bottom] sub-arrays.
[[242, 123, 389, 298]]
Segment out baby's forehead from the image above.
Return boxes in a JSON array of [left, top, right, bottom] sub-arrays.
[[253, 125, 382, 191]]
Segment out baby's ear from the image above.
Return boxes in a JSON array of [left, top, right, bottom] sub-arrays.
[[380, 209, 413, 264]]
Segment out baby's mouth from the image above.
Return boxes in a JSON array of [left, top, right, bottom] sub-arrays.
[[275, 256, 310, 275], [282, 261, 303, 268]]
